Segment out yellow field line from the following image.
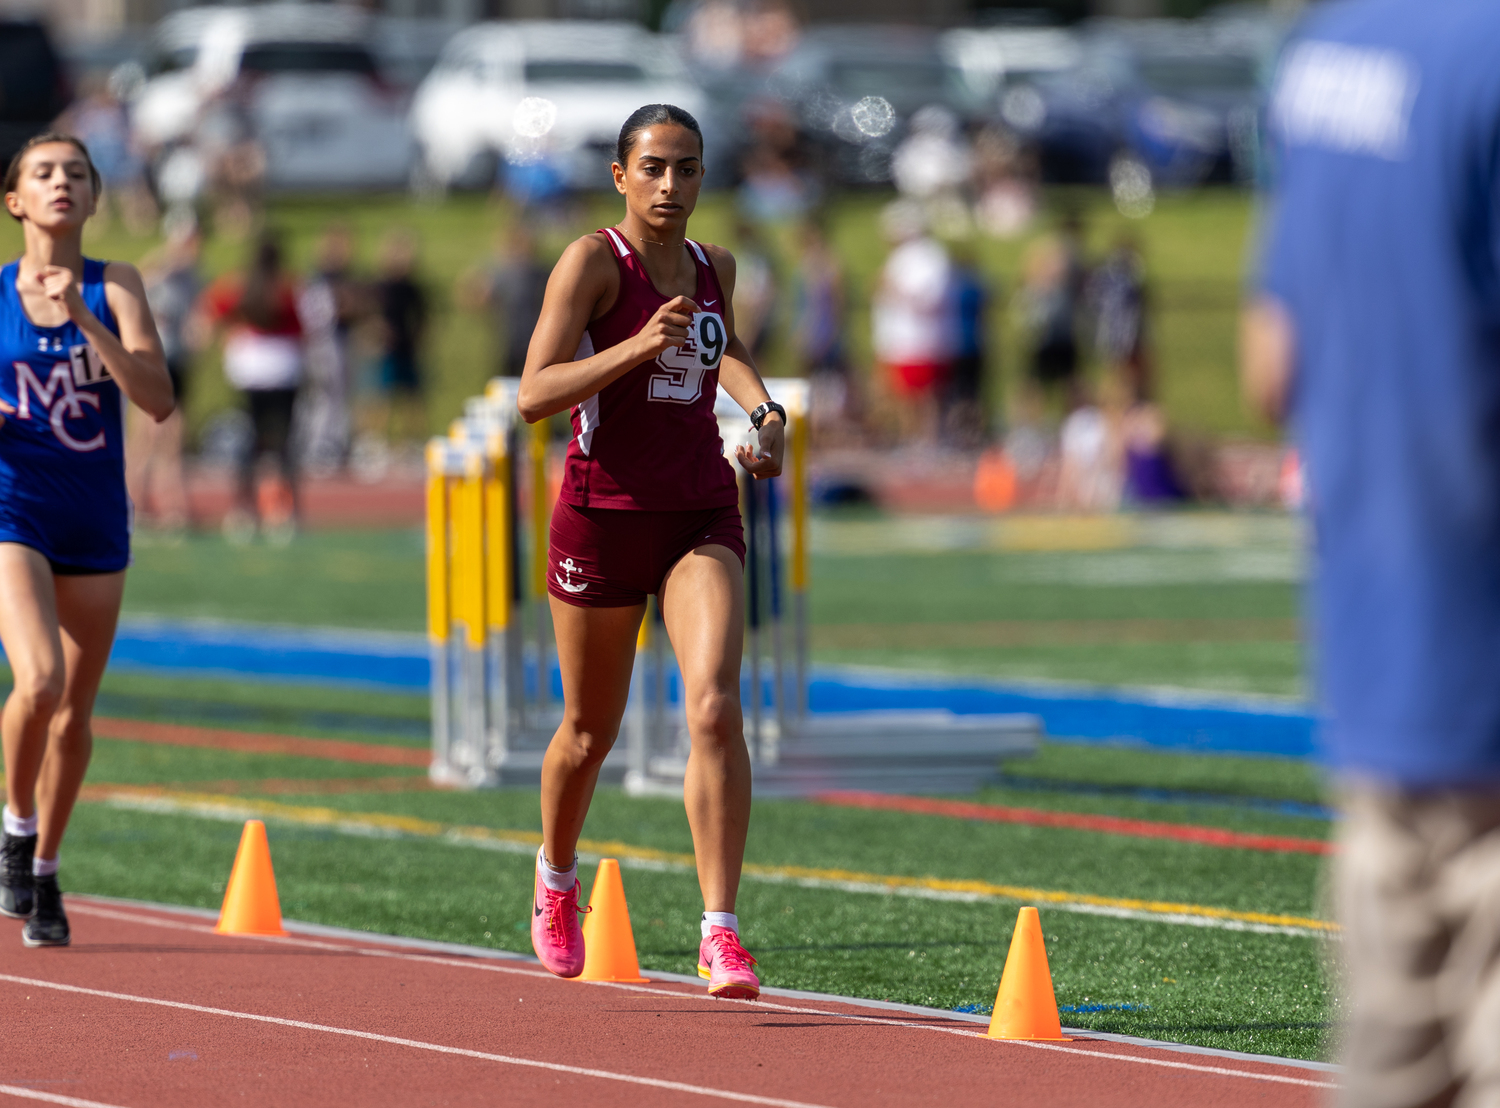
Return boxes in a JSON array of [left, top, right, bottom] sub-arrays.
[[91, 786, 1338, 938]]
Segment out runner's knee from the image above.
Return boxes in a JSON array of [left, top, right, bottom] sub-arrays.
[[557, 719, 619, 767], [8, 668, 63, 722], [686, 688, 740, 747]]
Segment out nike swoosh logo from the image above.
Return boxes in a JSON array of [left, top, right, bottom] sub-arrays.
[[703, 300, 717, 308]]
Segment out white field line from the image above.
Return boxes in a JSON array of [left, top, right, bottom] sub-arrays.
[[98, 792, 1333, 939], [64, 901, 1337, 1092], [0, 973, 833, 1108], [0, 1088, 133, 1108]]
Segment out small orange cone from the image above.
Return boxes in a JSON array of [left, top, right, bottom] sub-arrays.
[[578, 859, 648, 983], [214, 820, 289, 936], [986, 907, 1070, 1041]]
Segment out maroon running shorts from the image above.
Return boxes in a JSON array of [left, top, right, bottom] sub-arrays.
[[547, 501, 746, 608]]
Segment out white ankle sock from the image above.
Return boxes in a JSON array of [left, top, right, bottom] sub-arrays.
[[536, 848, 577, 893], [32, 855, 57, 878], [702, 912, 738, 938], [3, 806, 36, 838]]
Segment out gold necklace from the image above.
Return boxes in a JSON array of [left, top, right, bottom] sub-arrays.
[[617, 225, 682, 249]]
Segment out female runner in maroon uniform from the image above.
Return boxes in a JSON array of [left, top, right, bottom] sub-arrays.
[[517, 105, 782, 999]]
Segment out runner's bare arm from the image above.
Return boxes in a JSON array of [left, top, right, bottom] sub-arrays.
[[78, 261, 173, 422], [518, 235, 697, 422], [1240, 295, 1294, 425], [703, 245, 782, 480]]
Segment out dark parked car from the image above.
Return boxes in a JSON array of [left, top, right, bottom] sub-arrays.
[[765, 26, 980, 186], [0, 21, 72, 166], [1005, 20, 1272, 188]]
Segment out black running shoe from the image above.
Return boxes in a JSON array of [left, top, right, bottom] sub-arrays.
[[22, 875, 68, 947], [0, 833, 36, 919]]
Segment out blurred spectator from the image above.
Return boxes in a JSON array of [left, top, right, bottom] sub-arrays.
[[1056, 379, 1123, 512], [790, 219, 853, 438], [1090, 235, 1152, 401], [61, 74, 156, 236], [872, 201, 953, 443], [943, 245, 992, 448], [197, 97, 265, 240], [368, 229, 430, 444], [458, 223, 551, 378], [127, 217, 203, 533], [732, 219, 777, 361], [201, 232, 304, 544], [973, 125, 1038, 239], [677, 0, 800, 70], [1121, 396, 1185, 505], [739, 100, 819, 223], [892, 106, 973, 236], [297, 224, 365, 474], [1020, 211, 1088, 400]]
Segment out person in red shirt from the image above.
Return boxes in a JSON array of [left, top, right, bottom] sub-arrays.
[[517, 104, 783, 999], [200, 233, 304, 542]]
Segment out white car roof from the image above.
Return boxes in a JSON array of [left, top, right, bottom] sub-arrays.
[[152, 4, 370, 52], [441, 20, 664, 63]]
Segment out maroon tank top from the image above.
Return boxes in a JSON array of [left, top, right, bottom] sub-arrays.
[[558, 227, 738, 511]]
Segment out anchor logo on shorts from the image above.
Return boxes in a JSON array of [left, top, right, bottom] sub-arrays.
[[555, 557, 588, 594]]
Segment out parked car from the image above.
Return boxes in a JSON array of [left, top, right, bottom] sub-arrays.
[[411, 21, 710, 193], [1005, 19, 1274, 188], [764, 26, 979, 186], [941, 25, 1082, 109], [132, 4, 414, 193], [0, 20, 72, 166]]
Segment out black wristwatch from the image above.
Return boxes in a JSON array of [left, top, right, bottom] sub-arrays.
[[748, 401, 786, 431]]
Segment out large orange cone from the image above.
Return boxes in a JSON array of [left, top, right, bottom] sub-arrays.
[[578, 859, 648, 983], [215, 820, 289, 936], [987, 907, 1070, 1041]]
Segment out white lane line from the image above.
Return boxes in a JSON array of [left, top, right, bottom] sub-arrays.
[[0, 1087, 132, 1108], [0, 973, 832, 1108], [65, 901, 1337, 1090], [1002, 1041, 1336, 1089]]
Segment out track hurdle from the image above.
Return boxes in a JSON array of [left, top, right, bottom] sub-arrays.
[[427, 376, 1040, 794]]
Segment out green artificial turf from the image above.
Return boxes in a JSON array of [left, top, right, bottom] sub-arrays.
[[117, 524, 1305, 699], [87, 740, 424, 786]]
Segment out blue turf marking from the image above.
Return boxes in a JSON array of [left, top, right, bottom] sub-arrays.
[[952, 1002, 1151, 1016], [51, 618, 1321, 760]]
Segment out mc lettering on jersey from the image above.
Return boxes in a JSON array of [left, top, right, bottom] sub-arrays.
[[649, 311, 726, 404], [12, 360, 107, 453]]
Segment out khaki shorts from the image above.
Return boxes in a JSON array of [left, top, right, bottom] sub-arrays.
[[1333, 783, 1500, 1108]]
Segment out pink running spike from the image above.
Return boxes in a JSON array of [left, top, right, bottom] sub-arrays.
[[531, 867, 587, 978], [697, 925, 760, 1000]]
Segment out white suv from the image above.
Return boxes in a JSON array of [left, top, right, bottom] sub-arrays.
[[411, 20, 710, 192]]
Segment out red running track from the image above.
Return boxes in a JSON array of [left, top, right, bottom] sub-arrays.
[[0, 897, 1335, 1108]]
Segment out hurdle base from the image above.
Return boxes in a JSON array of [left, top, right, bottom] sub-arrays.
[[624, 710, 1042, 798]]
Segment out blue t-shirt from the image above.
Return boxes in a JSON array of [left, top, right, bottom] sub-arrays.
[[1259, 0, 1500, 786]]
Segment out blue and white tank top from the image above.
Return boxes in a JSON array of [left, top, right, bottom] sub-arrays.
[[0, 258, 130, 569]]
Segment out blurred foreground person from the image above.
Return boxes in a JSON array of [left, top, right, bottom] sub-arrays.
[[128, 218, 203, 532], [1245, 4, 1500, 1104], [202, 233, 304, 543]]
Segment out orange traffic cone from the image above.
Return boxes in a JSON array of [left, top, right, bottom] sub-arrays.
[[986, 907, 1070, 1041], [215, 820, 289, 936], [578, 859, 648, 983]]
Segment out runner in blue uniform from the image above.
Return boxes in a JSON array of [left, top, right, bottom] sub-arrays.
[[0, 134, 174, 946]]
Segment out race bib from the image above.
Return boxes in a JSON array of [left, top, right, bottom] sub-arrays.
[[69, 343, 109, 386]]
